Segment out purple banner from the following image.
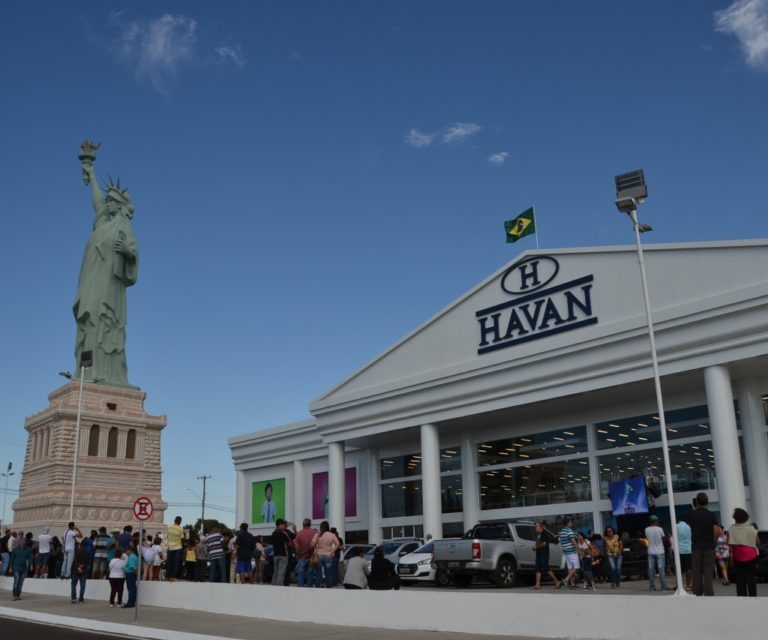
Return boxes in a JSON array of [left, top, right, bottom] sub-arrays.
[[312, 468, 356, 520]]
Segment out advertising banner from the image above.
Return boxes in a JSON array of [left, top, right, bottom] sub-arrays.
[[252, 478, 285, 524], [312, 468, 357, 520], [609, 476, 649, 516]]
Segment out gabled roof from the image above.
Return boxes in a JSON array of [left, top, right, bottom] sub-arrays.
[[310, 240, 768, 437]]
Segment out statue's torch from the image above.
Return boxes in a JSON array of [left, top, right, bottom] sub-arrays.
[[78, 140, 101, 185]]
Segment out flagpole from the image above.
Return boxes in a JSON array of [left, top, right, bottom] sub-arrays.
[[533, 207, 540, 250]]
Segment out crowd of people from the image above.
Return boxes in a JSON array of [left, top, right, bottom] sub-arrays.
[[531, 492, 761, 597], [2, 491, 760, 602]]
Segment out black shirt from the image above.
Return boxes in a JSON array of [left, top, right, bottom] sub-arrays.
[[535, 532, 549, 558], [235, 531, 254, 561], [369, 557, 396, 583], [271, 528, 289, 557], [688, 507, 718, 551]]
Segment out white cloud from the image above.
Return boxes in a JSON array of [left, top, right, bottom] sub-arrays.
[[215, 44, 246, 69], [488, 152, 509, 166], [114, 13, 198, 95], [715, 0, 768, 69], [405, 128, 436, 148], [441, 122, 482, 144]]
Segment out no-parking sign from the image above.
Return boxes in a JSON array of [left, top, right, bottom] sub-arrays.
[[133, 496, 154, 521]]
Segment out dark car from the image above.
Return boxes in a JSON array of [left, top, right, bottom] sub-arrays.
[[620, 538, 649, 580], [756, 530, 768, 581]]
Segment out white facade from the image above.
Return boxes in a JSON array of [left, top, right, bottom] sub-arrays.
[[230, 241, 768, 542]]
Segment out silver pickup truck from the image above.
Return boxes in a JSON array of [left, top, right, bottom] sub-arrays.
[[432, 521, 563, 587]]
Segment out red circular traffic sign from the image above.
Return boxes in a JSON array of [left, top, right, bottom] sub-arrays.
[[133, 496, 154, 521]]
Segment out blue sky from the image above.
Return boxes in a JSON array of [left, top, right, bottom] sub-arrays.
[[1, 1, 766, 528]]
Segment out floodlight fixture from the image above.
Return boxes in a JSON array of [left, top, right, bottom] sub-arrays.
[[615, 169, 647, 213]]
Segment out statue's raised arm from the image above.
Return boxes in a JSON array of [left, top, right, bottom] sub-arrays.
[[78, 140, 105, 218], [73, 141, 139, 389]]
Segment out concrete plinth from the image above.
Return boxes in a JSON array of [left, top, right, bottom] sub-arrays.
[[10, 381, 167, 534]]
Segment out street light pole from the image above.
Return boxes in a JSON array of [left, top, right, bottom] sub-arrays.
[[69, 362, 86, 521], [196, 475, 211, 536], [1, 462, 15, 529], [615, 170, 686, 596], [60, 350, 92, 523]]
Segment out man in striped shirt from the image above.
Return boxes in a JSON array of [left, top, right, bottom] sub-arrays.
[[558, 516, 579, 589], [91, 527, 111, 579], [205, 527, 226, 583]]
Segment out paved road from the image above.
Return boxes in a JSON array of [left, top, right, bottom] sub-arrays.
[[2, 618, 134, 640], [1, 592, 537, 640]]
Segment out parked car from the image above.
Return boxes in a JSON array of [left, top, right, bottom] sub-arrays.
[[619, 537, 649, 580], [755, 530, 768, 581], [342, 543, 375, 568], [395, 541, 450, 586], [432, 522, 562, 588], [364, 539, 423, 569]]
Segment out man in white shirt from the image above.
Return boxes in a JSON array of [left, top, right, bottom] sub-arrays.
[[37, 527, 53, 578], [62, 522, 82, 579], [645, 515, 671, 591]]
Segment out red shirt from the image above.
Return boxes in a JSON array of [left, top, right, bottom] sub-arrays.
[[294, 527, 317, 560]]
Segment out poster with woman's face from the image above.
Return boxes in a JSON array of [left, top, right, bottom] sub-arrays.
[[311, 468, 356, 520], [251, 478, 285, 524]]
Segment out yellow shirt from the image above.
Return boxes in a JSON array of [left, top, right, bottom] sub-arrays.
[[605, 536, 623, 557], [185, 548, 196, 562], [167, 524, 184, 551]]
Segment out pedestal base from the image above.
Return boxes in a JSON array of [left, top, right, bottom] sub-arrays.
[[11, 382, 167, 535]]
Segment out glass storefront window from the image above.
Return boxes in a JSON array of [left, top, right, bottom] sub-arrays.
[[595, 406, 710, 450], [440, 447, 461, 473], [480, 511, 594, 536], [597, 441, 718, 498], [381, 448, 460, 479], [479, 457, 591, 510], [443, 522, 466, 538], [441, 475, 463, 513], [381, 453, 421, 479], [477, 425, 587, 467], [381, 479, 423, 518]]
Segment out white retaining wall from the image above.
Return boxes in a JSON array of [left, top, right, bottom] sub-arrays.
[[2, 576, 766, 640]]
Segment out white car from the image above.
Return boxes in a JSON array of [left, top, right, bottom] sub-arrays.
[[395, 542, 450, 586]]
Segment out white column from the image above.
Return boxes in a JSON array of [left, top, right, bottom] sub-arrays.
[[421, 423, 443, 541], [328, 441, 345, 538], [42, 428, 50, 459], [368, 448, 382, 544], [293, 459, 304, 524], [704, 366, 747, 523], [235, 470, 246, 527], [735, 380, 768, 529], [460, 436, 479, 531]]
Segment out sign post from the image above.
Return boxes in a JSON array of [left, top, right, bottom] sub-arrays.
[[132, 496, 154, 622]]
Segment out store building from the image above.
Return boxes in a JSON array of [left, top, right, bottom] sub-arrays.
[[230, 240, 768, 542]]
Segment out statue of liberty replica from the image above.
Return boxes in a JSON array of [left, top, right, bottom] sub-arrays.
[[74, 141, 138, 387], [10, 142, 167, 535]]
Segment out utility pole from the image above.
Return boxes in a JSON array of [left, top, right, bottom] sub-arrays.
[[196, 475, 211, 536]]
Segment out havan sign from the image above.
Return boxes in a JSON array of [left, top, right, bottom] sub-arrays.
[[476, 256, 597, 355]]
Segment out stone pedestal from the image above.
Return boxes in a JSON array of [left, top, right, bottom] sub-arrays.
[[11, 382, 167, 535]]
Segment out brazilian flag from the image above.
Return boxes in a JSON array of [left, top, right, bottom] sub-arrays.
[[504, 207, 536, 243]]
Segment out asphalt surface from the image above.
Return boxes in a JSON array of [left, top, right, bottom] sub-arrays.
[[0, 591, 530, 640], [2, 618, 135, 640]]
